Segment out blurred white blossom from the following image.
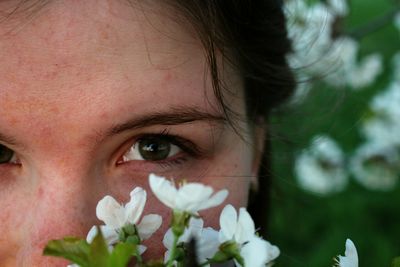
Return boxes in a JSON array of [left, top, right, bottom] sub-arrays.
[[295, 135, 348, 194], [334, 239, 358, 267], [395, 12, 400, 30], [327, 0, 349, 16], [362, 81, 400, 146], [362, 119, 400, 147], [393, 52, 400, 81], [350, 142, 399, 191], [371, 82, 400, 120], [346, 53, 383, 89], [285, 0, 383, 96]]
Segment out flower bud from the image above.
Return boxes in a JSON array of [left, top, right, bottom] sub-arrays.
[[123, 224, 137, 236], [216, 241, 244, 266], [209, 251, 232, 263], [171, 210, 191, 236], [118, 229, 126, 242], [126, 235, 140, 245]]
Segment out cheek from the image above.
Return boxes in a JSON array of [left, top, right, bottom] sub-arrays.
[[0, 186, 32, 252]]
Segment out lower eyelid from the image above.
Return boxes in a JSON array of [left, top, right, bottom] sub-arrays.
[[9, 153, 20, 164], [116, 154, 190, 172], [155, 156, 188, 168]]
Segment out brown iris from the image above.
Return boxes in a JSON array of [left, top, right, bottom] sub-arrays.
[[138, 137, 171, 161], [0, 144, 14, 164]]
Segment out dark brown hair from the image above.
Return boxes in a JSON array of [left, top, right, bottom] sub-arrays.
[[168, 0, 296, 236]]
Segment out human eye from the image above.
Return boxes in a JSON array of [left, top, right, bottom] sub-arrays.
[[117, 131, 201, 168], [0, 144, 19, 165]]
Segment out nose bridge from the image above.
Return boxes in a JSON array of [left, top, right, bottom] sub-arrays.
[[26, 157, 101, 251]]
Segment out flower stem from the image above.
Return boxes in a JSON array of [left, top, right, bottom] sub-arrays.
[[166, 234, 180, 267]]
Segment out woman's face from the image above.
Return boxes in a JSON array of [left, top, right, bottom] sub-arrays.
[[0, 1, 261, 266]]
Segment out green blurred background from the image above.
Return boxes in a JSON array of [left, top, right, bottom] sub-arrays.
[[269, 0, 400, 266]]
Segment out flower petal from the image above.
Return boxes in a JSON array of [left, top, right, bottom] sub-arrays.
[[235, 208, 255, 244], [124, 187, 147, 225], [138, 245, 147, 255], [162, 228, 174, 250], [337, 239, 358, 267], [86, 225, 119, 245], [265, 241, 280, 262], [241, 236, 278, 267], [197, 189, 228, 211], [137, 214, 162, 240], [96, 196, 126, 229], [86, 226, 98, 243], [149, 174, 177, 209], [187, 217, 204, 238], [175, 183, 213, 212], [219, 204, 237, 242], [177, 217, 204, 244], [164, 250, 171, 264], [196, 227, 220, 264]]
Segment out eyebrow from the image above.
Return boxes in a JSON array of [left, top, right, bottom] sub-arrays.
[[0, 108, 227, 148], [107, 107, 227, 136]]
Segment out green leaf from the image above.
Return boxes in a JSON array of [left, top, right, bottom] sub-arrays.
[[392, 257, 400, 267], [43, 237, 90, 267], [88, 227, 110, 267], [108, 243, 135, 267]]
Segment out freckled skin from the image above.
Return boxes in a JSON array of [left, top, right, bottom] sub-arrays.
[[0, 1, 262, 266]]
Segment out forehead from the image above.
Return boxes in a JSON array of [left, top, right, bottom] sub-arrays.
[[0, 0, 242, 123]]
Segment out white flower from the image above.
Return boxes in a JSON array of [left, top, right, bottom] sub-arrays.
[[295, 135, 348, 195], [395, 12, 400, 31], [87, 187, 162, 247], [149, 173, 228, 213], [335, 239, 358, 267], [163, 218, 219, 266], [350, 142, 399, 191], [219, 205, 280, 267]]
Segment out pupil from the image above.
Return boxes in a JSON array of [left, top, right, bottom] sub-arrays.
[[138, 137, 171, 161], [0, 144, 14, 164]]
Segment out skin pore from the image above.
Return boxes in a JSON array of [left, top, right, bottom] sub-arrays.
[[0, 0, 262, 266]]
